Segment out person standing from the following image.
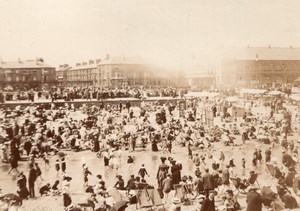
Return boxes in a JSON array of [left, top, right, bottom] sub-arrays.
[[8, 154, 19, 174], [55, 159, 60, 177], [265, 147, 272, 163], [156, 157, 169, 189], [162, 174, 173, 201], [61, 157, 66, 174], [28, 163, 37, 198], [83, 165, 92, 187], [127, 156, 134, 176], [218, 165, 230, 195], [171, 160, 182, 186], [62, 176, 72, 208], [200, 190, 217, 211], [202, 168, 214, 198], [138, 164, 149, 179]]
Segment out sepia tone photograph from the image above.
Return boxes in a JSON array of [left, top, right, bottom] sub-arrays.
[[1, 0, 300, 210]]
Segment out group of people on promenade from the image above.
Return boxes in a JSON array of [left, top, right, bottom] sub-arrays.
[[0, 85, 300, 211], [0, 86, 183, 102]]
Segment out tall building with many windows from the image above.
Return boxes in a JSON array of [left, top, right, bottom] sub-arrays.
[[217, 47, 300, 87], [0, 58, 56, 90]]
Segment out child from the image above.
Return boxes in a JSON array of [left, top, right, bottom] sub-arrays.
[[127, 156, 134, 175], [42, 152, 50, 169], [138, 164, 149, 179], [83, 165, 92, 187], [39, 183, 51, 196]]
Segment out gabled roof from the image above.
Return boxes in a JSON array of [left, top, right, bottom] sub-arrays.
[[0, 60, 54, 69]]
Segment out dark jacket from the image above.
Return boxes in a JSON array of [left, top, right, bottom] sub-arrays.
[[200, 197, 215, 211], [246, 190, 262, 211], [28, 168, 37, 184], [202, 172, 214, 190]]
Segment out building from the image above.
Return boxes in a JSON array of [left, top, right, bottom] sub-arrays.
[[217, 47, 300, 87], [56, 64, 71, 87], [95, 56, 161, 88], [0, 58, 56, 90], [185, 65, 216, 89], [65, 59, 101, 87]]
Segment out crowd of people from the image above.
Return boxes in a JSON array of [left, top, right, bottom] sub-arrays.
[[0, 86, 300, 211], [0, 87, 183, 102]]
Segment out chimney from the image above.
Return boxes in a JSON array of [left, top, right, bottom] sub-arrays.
[[64, 64, 69, 68], [18, 58, 22, 63], [268, 45, 271, 48], [106, 54, 110, 60], [89, 60, 95, 65], [76, 63, 81, 67], [290, 45, 293, 49], [255, 54, 258, 62], [59, 65, 64, 68], [82, 62, 87, 66], [96, 59, 101, 64]]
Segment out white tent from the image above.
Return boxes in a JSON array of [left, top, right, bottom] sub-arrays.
[[268, 90, 283, 95], [225, 96, 240, 102], [240, 89, 267, 95], [184, 92, 220, 98], [290, 94, 300, 102]]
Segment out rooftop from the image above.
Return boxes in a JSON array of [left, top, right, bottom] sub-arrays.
[[0, 60, 54, 69], [99, 56, 144, 65], [225, 47, 300, 61]]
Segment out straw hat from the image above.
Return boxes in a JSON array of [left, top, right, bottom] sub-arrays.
[[247, 184, 259, 191], [172, 198, 181, 204]]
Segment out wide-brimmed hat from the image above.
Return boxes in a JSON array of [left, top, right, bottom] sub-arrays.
[[172, 198, 181, 204], [247, 184, 259, 191]]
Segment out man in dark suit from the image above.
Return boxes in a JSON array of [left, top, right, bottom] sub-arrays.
[[28, 164, 37, 198], [202, 168, 214, 197], [200, 190, 216, 211], [246, 185, 262, 211]]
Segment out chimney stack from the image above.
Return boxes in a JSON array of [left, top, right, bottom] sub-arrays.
[[96, 59, 101, 64], [76, 63, 81, 67], [82, 62, 87, 66], [59, 64, 64, 68], [89, 60, 95, 65], [64, 64, 69, 68]]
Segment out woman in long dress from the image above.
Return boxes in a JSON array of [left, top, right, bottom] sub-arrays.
[[156, 157, 169, 189]]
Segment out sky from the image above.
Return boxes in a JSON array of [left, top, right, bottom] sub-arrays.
[[0, 0, 300, 69]]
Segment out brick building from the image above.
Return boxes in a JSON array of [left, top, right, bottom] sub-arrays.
[[0, 58, 56, 90], [56, 64, 71, 87], [217, 47, 300, 88], [65, 59, 101, 87], [95, 57, 162, 88]]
